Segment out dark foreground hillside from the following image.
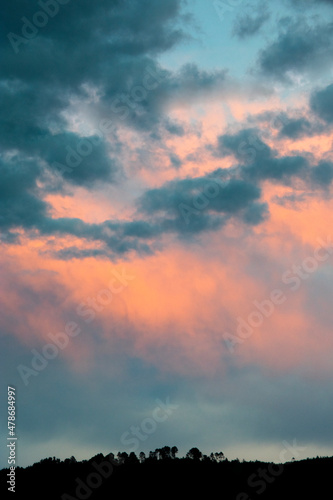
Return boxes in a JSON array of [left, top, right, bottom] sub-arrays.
[[1, 447, 332, 499]]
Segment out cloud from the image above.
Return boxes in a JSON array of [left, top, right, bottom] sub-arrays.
[[0, 0, 188, 167], [278, 116, 319, 139], [243, 154, 308, 183], [40, 132, 119, 187], [0, 0, 198, 249], [216, 127, 308, 183], [214, 123, 333, 195], [310, 83, 333, 123], [257, 18, 333, 80], [169, 153, 183, 169], [3, 0, 184, 57], [120, 63, 228, 132], [310, 161, 333, 187], [0, 156, 48, 234], [1, 152, 268, 256], [165, 120, 185, 136], [2, 0, 333, 472], [216, 128, 271, 163], [138, 174, 269, 231], [0, 0, 232, 251], [233, 7, 270, 39], [290, 0, 333, 6]]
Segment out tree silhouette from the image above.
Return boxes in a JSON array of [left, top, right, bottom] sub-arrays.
[[1, 446, 332, 500], [128, 452, 139, 464], [210, 451, 225, 462], [159, 446, 171, 460], [148, 450, 158, 461], [186, 447, 203, 461], [117, 451, 128, 464]]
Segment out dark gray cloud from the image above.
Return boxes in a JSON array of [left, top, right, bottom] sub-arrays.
[[38, 218, 157, 259], [310, 83, 333, 123], [257, 18, 333, 80], [310, 161, 333, 187], [0, 157, 48, 233], [216, 127, 304, 184], [242, 154, 308, 183], [0, 84, 118, 187], [245, 108, 327, 139], [40, 132, 119, 186], [138, 174, 269, 231], [216, 128, 271, 163], [0, 0, 188, 175], [215, 127, 333, 188], [3, 0, 184, 58], [278, 117, 317, 139], [0, 0, 227, 138]]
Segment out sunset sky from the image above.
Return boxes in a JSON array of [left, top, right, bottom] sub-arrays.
[[1, 0, 333, 468]]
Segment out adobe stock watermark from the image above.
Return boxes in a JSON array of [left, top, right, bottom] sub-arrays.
[[52, 65, 166, 178], [17, 268, 134, 386], [236, 439, 307, 500], [8, 0, 71, 54], [223, 237, 333, 352], [61, 453, 119, 500], [120, 398, 179, 452]]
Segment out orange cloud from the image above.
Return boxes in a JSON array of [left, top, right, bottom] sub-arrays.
[[2, 215, 333, 379]]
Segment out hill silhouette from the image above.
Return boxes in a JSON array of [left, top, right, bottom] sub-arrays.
[[1, 446, 332, 499]]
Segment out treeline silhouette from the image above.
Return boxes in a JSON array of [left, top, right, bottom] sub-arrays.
[[1, 445, 332, 499]]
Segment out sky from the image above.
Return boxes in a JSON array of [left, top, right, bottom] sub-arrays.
[[1, 0, 333, 468]]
